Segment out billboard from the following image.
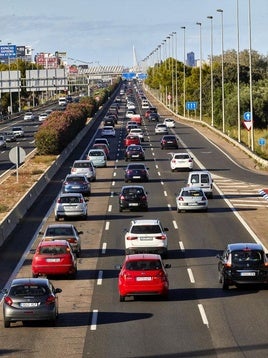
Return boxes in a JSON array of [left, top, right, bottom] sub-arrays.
[[0, 45, 17, 59]]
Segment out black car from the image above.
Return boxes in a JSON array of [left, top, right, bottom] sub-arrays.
[[125, 145, 145, 161], [124, 163, 149, 183], [103, 118, 115, 127], [119, 185, 148, 212], [217, 243, 268, 290], [160, 135, 179, 149], [148, 113, 160, 122]]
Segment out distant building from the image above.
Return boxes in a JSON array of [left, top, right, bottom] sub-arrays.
[[187, 52, 195, 67]]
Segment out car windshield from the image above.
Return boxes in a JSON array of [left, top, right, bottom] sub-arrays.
[[67, 176, 86, 182], [46, 227, 73, 236], [182, 190, 203, 197], [39, 246, 67, 255], [123, 188, 144, 195], [126, 260, 162, 270], [59, 196, 81, 204], [131, 225, 162, 234], [175, 154, 189, 159], [232, 250, 263, 263], [74, 162, 91, 168], [10, 285, 48, 296], [89, 151, 104, 156]]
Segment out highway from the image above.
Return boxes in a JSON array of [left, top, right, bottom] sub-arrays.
[[1, 83, 268, 357]]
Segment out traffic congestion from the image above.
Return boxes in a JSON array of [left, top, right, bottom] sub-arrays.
[[1, 81, 268, 357]]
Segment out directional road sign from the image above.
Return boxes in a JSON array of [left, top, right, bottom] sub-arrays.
[[186, 101, 198, 110], [243, 112, 251, 121]]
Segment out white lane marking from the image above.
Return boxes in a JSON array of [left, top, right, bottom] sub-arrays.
[[110, 192, 114, 197], [102, 242, 107, 254], [97, 270, 103, 285], [179, 241, 185, 252], [173, 220, 178, 229], [187, 268, 195, 283], [105, 222, 110, 230], [161, 181, 164, 185], [90, 309, 98, 330], [164, 191, 167, 196], [112, 181, 115, 186], [158, 171, 161, 176], [113, 172, 116, 177], [198, 304, 209, 327], [155, 164, 159, 169], [167, 204, 172, 211], [108, 204, 112, 212]]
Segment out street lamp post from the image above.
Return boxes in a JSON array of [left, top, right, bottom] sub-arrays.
[[248, 0, 254, 151], [207, 16, 214, 126], [181, 26, 186, 117], [196, 22, 202, 121], [217, 9, 225, 133], [8, 42, 13, 115], [236, 0, 241, 143]]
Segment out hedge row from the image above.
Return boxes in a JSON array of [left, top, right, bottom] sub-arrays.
[[35, 81, 119, 155]]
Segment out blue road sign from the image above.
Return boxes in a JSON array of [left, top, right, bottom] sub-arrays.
[[186, 101, 198, 110], [122, 72, 136, 80], [0, 45, 17, 59], [258, 138, 266, 146], [136, 73, 147, 80], [243, 112, 251, 121]]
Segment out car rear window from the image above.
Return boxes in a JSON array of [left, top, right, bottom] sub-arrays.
[[89, 151, 104, 156], [123, 188, 144, 195], [131, 225, 162, 234], [59, 196, 81, 204], [10, 285, 48, 296], [126, 260, 162, 270], [182, 190, 203, 197], [175, 154, 189, 159], [232, 250, 263, 263], [39, 246, 67, 255], [74, 162, 92, 168], [46, 227, 73, 236]]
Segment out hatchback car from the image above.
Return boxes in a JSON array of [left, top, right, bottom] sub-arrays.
[[126, 123, 138, 133], [125, 145, 145, 161], [163, 118, 175, 128], [217, 243, 268, 290], [32, 240, 77, 279], [176, 187, 208, 212], [94, 137, 110, 148], [12, 126, 24, 138], [160, 135, 179, 149], [124, 135, 141, 147], [54, 192, 87, 221], [119, 185, 148, 212], [62, 174, 91, 196], [87, 149, 107, 167], [155, 123, 168, 134], [2, 278, 62, 328], [101, 126, 115, 137], [116, 254, 171, 301], [23, 111, 35, 121], [38, 113, 48, 122], [2, 131, 17, 142], [124, 219, 169, 257], [71, 160, 96, 181], [129, 128, 144, 141], [148, 112, 160, 122], [40, 223, 82, 257], [170, 152, 193, 171], [92, 143, 110, 158], [124, 163, 149, 182]]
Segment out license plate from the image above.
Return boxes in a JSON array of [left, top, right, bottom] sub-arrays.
[[240, 272, 256, 276], [20, 302, 38, 307], [188, 203, 198, 206], [140, 237, 153, 241], [133, 176, 141, 179], [136, 277, 152, 281], [129, 203, 139, 206], [132, 155, 139, 158], [46, 258, 60, 262]]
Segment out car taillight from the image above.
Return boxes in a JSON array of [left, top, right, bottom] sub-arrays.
[[80, 198, 84, 203], [141, 196, 147, 201], [120, 195, 125, 200], [126, 170, 133, 174], [156, 271, 167, 281], [156, 235, 167, 240], [224, 262, 232, 268], [46, 295, 56, 305], [178, 196, 184, 201], [188, 159, 193, 162], [4, 296, 13, 306], [68, 237, 77, 243], [126, 236, 138, 240], [171, 159, 176, 163], [57, 198, 61, 203]]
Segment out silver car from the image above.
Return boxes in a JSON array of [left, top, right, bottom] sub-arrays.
[[71, 160, 96, 181], [2, 278, 62, 328], [176, 186, 208, 212], [87, 149, 107, 167], [54, 193, 87, 221]]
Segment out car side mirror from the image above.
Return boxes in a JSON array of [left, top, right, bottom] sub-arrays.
[[39, 231, 44, 235], [164, 264, 171, 269], [114, 264, 122, 270], [78, 231, 83, 235], [164, 228, 169, 232], [55, 288, 62, 294]]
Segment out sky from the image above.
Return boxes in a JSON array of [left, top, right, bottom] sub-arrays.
[[1, 0, 267, 68]]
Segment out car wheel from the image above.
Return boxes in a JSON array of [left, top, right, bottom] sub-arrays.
[[171, 169, 175, 172], [222, 276, 229, 290], [120, 295, 125, 302], [55, 215, 59, 221], [32, 273, 38, 278], [4, 319, 10, 328], [119, 207, 123, 212]]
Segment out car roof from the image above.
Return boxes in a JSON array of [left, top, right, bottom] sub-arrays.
[[10, 277, 50, 286], [125, 253, 162, 261], [122, 185, 145, 190], [131, 219, 160, 226], [190, 170, 211, 175], [38, 239, 70, 247], [65, 174, 87, 179], [58, 192, 83, 198], [88, 149, 106, 154], [180, 186, 203, 192], [46, 223, 74, 229], [227, 243, 264, 251], [73, 159, 93, 164]]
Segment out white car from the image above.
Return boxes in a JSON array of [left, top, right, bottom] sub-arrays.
[[126, 110, 136, 119], [12, 126, 24, 137], [39, 113, 48, 122], [155, 123, 168, 134], [129, 128, 144, 142], [0, 135, 7, 149], [71, 160, 96, 181], [23, 111, 35, 121], [54, 192, 87, 221], [164, 118, 175, 128], [124, 219, 169, 258], [101, 126, 115, 137], [176, 186, 208, 212], [169, 152, 193, 171]]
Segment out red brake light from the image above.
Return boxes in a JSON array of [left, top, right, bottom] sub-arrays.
[[126, 236, 138, 240], [178, 196, 184, 201], [156, 235, 166, 240], [4, 296, 13, 306], [68, 237, 77, 243], [46, 295, 56, 305]]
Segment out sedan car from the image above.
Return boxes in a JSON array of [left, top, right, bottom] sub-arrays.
[[217, 243, 268, 290], [155, 123, 168, 134], [124, 163, 149, 182], [61, 174, 91, 196], [2, 131, 17, 142], [87, 149, 107, 167], [71, 160, 96, 181], [32, 240, 77, 279], [23, 111, 35, 121], [170, 152, 193, 171], [40, 223, 82, 257], [54, 192, 87, 221], [124, 219, 169, 257], [2, 278, 62, 328], [101, 125, 115, 137], [125, 144, 145, 161], [163, 118, 175, 128], [116, 254, 171, 301], [176, 187, 208, 212], [124, 135, 141, 147], [160, 135, 179, 149], [119, 185, 148, 212]]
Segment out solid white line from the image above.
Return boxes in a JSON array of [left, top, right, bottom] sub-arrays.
[[102, 242, 107, 254], [90, 309, 98, 330], [108, 204, 112, 212], [198, 304, 209, 327], [105, 222, 110, 230], [179, 241, 185, 252], [97, 270, 103, 285], [173, 220, 178, 229], [164, 191, 167, 196], [187, 268, 195, 283]]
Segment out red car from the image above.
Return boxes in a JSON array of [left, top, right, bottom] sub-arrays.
[[32, 240, 77, 279], [116, 254, 171, 301], [124, 135, 141, 147]]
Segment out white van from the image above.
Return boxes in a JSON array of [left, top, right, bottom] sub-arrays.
[[187, 170, 213, 198], [58, 97, 67, 106]]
